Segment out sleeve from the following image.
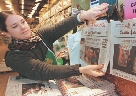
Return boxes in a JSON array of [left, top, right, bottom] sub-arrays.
[[5, 51, 81, 81], [37, 15, 84, 45]]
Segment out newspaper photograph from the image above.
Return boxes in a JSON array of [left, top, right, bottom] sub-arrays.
[[110, 18, 136, 83], [80, 20, 110, 72], [5, 76, 62, 96]]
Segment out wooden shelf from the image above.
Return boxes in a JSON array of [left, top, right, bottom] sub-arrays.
[[0, 63, 12, 72]]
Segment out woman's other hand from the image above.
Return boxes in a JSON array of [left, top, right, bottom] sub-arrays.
[[80, 3, 109, 22]]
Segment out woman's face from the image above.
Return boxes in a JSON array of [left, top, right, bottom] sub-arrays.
[[5, 14, 31, 40]]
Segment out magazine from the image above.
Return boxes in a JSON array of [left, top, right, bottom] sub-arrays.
[[71, 0, 90, 15], [110, 18, 136, 83], [58, 74, 118, 96], [53, 36, 69, 65], [53, 36, 67, 57], [79, 20, 111, 72], [5, 76, 62, 96]]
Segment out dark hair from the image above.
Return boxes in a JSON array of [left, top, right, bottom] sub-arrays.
[[0, 10, 21, 32]]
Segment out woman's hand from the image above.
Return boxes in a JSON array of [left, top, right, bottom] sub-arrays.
[[79, 64, 105, 77], [80, 3, 109, 22]]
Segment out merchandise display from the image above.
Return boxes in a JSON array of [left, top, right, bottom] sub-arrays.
[[5, 75, 118, 96]]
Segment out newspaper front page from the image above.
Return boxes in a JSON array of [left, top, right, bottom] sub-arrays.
[[5, 76, 62, 96], [110, 18, 136, 83], [80, 20, 110, 72]]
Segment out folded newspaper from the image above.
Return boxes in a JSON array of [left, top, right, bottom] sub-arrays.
[[5, 76, 62, 96], [58, 74, 118, 96], [80, 20, 111, 72]]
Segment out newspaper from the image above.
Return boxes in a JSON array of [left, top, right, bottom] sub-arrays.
[[5, 76, 62, 96], [79, 20, 110, 72], [110, 18, 136, 83], [58, 75, 118, 96]]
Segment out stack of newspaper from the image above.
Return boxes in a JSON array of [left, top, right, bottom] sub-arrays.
[[5, 75, 118, 96], [58, 74, 118, 96], [5, 76, 62, 96]]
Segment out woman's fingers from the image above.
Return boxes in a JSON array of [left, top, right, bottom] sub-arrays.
[[94, 64, 104, 70], [94, 5, 109, 15], [93, 3, 109, 11], [91, 70, 105, 77], [79, 3, 109, 22]]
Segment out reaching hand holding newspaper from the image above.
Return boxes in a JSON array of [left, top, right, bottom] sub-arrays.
[[68, 20, 110, 73]]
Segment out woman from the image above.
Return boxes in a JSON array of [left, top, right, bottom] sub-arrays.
[[0, 3, 109, 81]]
